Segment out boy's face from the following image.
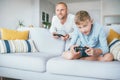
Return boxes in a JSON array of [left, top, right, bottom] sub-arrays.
[[55, 4, 67, 20], [77, 19, 93, 35]]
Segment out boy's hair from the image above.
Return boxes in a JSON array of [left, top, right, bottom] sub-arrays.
[[56, 2, 68, 9], [75, 10, 91, 25]]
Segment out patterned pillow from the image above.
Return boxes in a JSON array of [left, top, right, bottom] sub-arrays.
[[0, 40, 37, 53], [109, 38, 120, 61]]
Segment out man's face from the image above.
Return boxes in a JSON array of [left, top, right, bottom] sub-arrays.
[[77, 19, 93, 35], [55, 4, 67, 20]]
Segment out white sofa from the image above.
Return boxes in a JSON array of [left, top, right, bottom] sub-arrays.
[[0, 27, 120, 80]]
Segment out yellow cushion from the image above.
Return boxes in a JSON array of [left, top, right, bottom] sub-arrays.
[[1, 28, 29, 40], [0, 28, 1, 39], [107, 29, 120, 44]]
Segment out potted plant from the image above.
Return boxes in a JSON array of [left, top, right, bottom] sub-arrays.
[[42, 22, 51, 29], [18, 20, 25, 27]]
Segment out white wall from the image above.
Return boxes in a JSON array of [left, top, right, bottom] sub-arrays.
[[67, 0, 120, 25], [40, 0, 55, 25], [67, 0, 101, 24], [0, 0, 119, 29], [103, 0, 120, 15], [0, 0, 40, 29], [102, 0, 120, 25]]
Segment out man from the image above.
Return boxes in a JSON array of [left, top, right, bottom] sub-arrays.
[[49, 2, 76, 41]]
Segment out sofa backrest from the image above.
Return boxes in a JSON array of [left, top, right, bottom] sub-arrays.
[[1, 25, 120, 54], [105, 24, 120, 36], [18, 27, 65, 55], [64, 25, 120, 50]]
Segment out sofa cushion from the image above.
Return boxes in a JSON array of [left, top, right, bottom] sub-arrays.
[[109, 38, 120, 61], [107, 29, 120, 44], [29, 28, 65, 55], [0, 40, 37, 53], [47, 57, 120, 80], [0, 28, 1, 39], [1, 28, 29, 40], [17, 27, 33, 38], [17, 28, 65, 55], [0, 53, 58, 72]]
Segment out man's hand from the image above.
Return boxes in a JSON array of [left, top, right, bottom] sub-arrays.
[[61, 34, 69, 41], [52, 32, 59, 39]]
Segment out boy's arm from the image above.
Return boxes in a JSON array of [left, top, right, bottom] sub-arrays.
[[86, 47, 103, 56], [98, 28, 109, 54]]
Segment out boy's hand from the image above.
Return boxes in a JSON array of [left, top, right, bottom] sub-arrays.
[[70, 45, 80, 54], [61, 34, 69, 41], [85, 47, 94, 56]]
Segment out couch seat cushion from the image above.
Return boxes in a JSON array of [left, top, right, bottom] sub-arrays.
[[0, 53, 58, 72], [47, 57, 120, 80]]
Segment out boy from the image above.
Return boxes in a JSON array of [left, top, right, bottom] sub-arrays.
[[62, 10, 113, 61]]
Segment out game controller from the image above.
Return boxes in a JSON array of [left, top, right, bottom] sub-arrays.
[[53, 34, 65, 37], [74, 46, 89, 52]]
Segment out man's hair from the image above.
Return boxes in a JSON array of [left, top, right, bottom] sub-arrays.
[[56, 2, 68, 9], [75, 10, 91, 25]]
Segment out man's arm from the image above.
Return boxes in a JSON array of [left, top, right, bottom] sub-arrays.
[[49, 16, 57, 33], [67, 27, 79, 50], [68, 15, 77, 39]]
